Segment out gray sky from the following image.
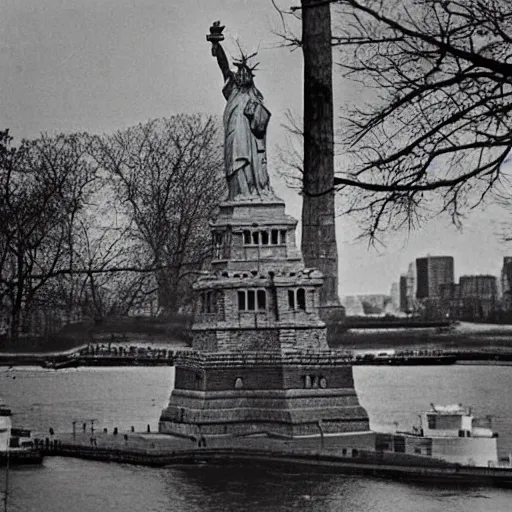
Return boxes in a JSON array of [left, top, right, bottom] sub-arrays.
[[1, 0, 509, 296]]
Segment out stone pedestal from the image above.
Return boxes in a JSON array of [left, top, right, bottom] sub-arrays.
[[159, 199, 369, 438], [160, 351, 369, 437]]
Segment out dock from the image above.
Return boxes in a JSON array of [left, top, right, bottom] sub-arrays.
[[37, 430, 512, 488]]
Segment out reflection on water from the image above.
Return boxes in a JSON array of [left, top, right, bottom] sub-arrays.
[[1, 365, 512, 511]]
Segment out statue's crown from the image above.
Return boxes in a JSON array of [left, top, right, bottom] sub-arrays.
[[233, 51, 259, 76]]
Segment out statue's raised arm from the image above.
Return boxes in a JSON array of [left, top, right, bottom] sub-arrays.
[[207, 22, 231, 81]]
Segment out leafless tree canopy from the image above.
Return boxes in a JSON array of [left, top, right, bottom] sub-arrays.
[[0, 115, 225, 341], [278, 0, 512, 238], [331, 0, 512, 237], [93, 114, 225, 315], [0, 131, 101, 338]]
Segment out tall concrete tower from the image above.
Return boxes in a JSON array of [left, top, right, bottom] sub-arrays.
[[416, 256, 454, 299]]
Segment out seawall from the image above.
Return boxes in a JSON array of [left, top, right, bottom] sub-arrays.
[[41, 431, 512, 488]]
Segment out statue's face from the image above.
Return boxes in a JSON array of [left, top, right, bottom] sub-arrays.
[[235, 66, 253, 87]]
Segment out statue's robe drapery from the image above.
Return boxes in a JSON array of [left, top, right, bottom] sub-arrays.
[[222, 74, 272, 201]]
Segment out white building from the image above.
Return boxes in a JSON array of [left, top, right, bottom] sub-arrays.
[[0, 406, 12, 452], [420, 404, 498, 467]]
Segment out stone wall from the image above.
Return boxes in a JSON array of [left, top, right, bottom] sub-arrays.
[[163, 388, 362, 410], [192, 326, 327, 352], [159, 418, 370, 438], [174, 363, 355, 392], [160, 198, 370, 438], [216, 328, 280, 351], [161, 359, 370, 438], [192, 331, 217, 351]]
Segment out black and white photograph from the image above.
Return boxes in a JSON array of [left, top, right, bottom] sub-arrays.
[[1, 1, 512, 510]]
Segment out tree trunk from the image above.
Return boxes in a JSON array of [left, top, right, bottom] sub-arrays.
[[301, 0, 340, 309]]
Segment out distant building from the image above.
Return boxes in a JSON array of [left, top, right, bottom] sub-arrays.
[[405, 262, 416, 313], [440, 275, 497, 321], [390, 281, 400, 311], [416, 256, 454, 299], [500, 257, 512, 311], [359, 294, 391, 315], [340, 296, 365, 316], [341, 294, 391, 316], [459, 275, 497, 299], [399, 275, 407, 312]]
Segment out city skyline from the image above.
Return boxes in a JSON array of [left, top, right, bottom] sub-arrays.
[[390, 254, 507, 302], [2, 0, 511, 296]]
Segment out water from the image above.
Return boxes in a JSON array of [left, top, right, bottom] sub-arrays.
[[1, 365, 512, 511]]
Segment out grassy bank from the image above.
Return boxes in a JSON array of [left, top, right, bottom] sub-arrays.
[[330, 328, 512, 352], [0, 315, 192, 354], [3, 317, 512, 355]]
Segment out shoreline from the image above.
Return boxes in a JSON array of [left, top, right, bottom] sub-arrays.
[[38, 431, 512, 488], [2, 347, 512, 368]]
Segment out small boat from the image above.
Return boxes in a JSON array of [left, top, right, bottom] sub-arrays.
[[0, 405, 43, 465], [377, 403, 508, 468]]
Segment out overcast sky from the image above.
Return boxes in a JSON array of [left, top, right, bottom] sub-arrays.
[[1, 0, 510, 296]]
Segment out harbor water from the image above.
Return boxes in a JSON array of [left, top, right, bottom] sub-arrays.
[[1, 365, 512, 511]]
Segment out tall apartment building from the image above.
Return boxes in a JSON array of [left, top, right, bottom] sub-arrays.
[[398, 275, 407, 312], [405, 262, 416, 312], [416, 256, 454, 299], [459, 275, 497, 299], [440, 275, 497, 321]]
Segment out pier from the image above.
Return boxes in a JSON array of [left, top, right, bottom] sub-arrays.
[[36, 429, 512, 488]]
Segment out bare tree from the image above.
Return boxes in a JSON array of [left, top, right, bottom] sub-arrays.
[[328, 0, 512, 238], [94, 115, 225, 314], [68, 214, 159, 321], [0, 132, 101, 339], [276, 0, 512, 240]]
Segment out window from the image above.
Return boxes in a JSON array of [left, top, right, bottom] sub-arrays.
[[243, 229, 284, 246], [238, 289, 267, 312], [288, 290, 295, 309], [200, 291, 215, 313], [458, 430, 465, 438], [247, 290, 256, 311], [238, 291, 246, 311], [289, 288, 307, 311], [427, 415, 436, 429], [297, 288, 306, 310], [257, 289, 267, 310], [213, 233, 223, 259]]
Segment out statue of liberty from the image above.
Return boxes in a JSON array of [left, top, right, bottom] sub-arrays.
[[207, 22, 274, 201]]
